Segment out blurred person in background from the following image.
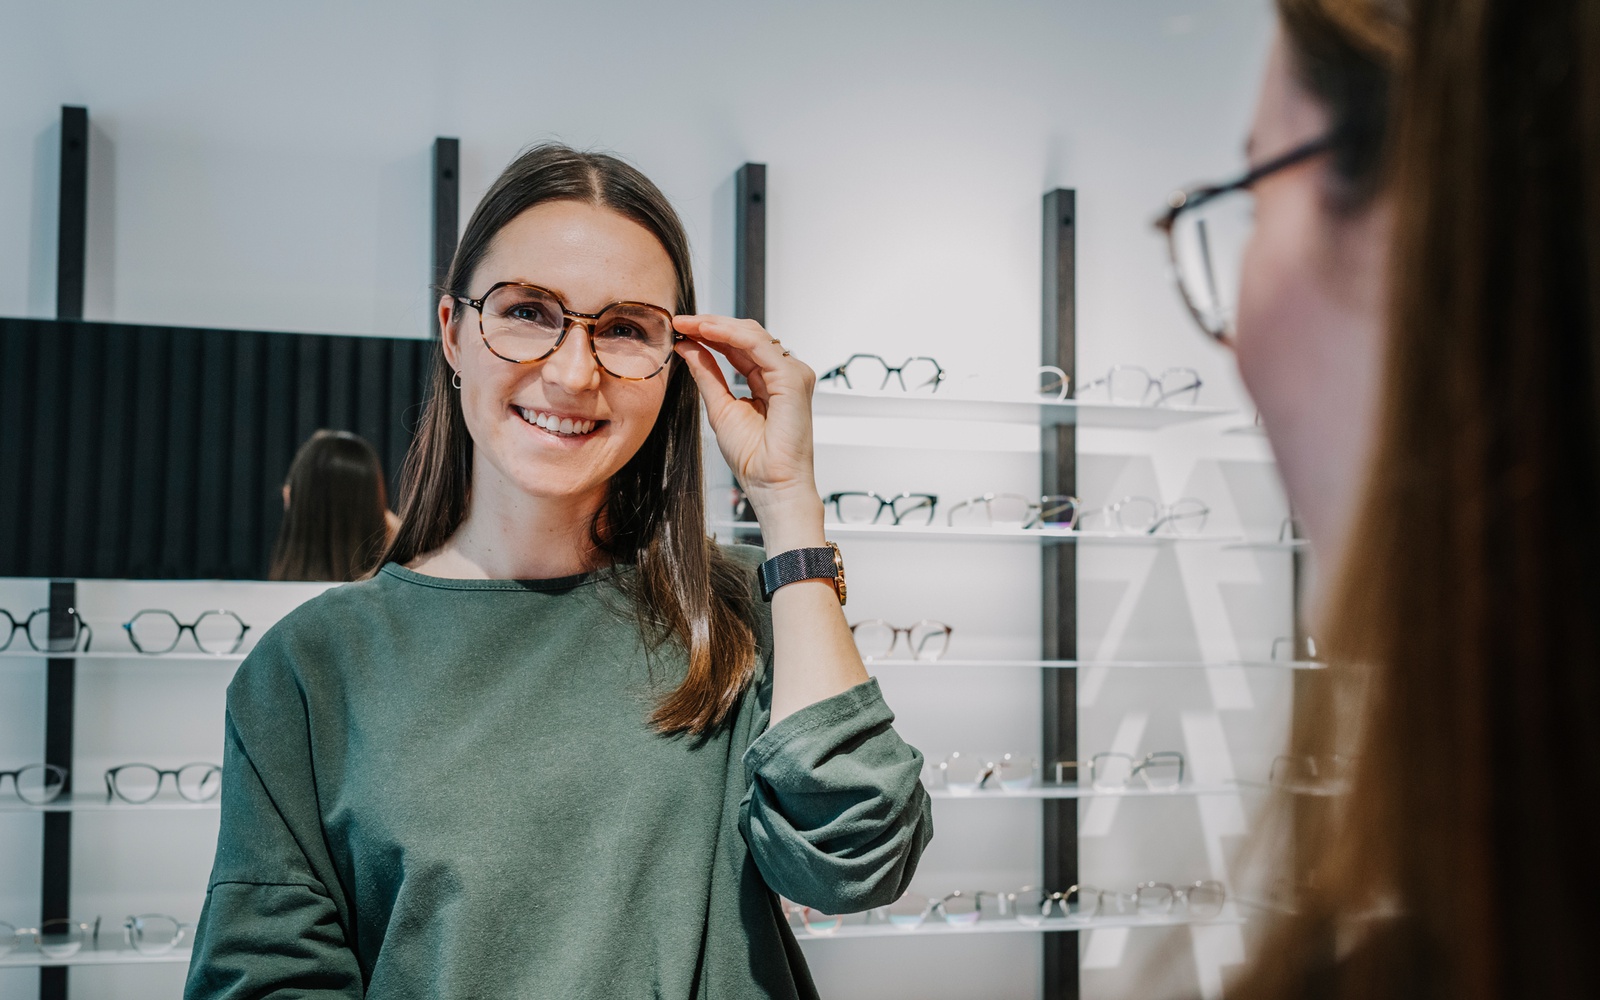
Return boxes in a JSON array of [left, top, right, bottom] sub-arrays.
[[268, 428, 399, 581], [1157, 0, 1599, 996]]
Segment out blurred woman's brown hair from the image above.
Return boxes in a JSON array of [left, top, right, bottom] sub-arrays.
[[1235, 0, 1600, 998], [269, 429, 392, 582]]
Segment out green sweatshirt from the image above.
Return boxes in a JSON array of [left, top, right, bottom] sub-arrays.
[[183, 544, 932, 999]]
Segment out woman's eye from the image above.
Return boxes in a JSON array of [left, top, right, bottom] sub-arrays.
[[508, 305, 551, 323], [599, 323, 646, 340]]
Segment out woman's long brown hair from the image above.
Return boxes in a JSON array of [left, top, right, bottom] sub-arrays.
[[269, 429, 391, 582], [373, 145, 756, 736], [1234, 1, 1600, 998]]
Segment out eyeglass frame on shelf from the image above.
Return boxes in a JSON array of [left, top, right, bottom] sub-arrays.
[[848, 619, 953, 662], [944, 493, 1082, 529], [1075, 365, 1203, 408], [1076, 495, 1211, 536], [1050, 750, 1187, 790], [0, 763, 68, 804], [1153, 133, 1336, 343], [122, 609, 251, 655], [1, 607, 93, 653], [823, 491, 939, 526], [0, 917, 100, 958], [103, 762, 223, 804], [818, 353, 946, 393], [454, 280, 684, 381]]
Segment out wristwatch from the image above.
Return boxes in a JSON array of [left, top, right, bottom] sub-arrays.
[[758, 542, 847, 605]]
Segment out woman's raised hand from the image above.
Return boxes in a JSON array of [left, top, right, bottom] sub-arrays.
[[672, 315, 821, 530]]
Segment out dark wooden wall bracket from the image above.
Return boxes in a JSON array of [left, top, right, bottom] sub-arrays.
[[431, 137, 460, 333], [734, 163, 766, 327], [56, 107, 88, 322], [1040, 188, 1079, 1000], [41, 582, 77, 1000]]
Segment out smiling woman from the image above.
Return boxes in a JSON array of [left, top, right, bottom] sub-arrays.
[[182, 145, 932, 1000]]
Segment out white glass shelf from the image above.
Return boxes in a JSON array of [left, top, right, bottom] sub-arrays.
[[0, 945, 191, 968], [866, 658, 1322, 670], [1223, 539, 1310, 552], [711, 522, 1240, 546], [0, 650, 245, 662], [0, 794, 220, 813], [812, 388, 1232, 429], [793, 908, 1246, 940], [1230, 779, 1348, 798], [925, 783, 1238, 800]]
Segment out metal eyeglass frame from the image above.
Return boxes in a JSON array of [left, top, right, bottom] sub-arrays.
[[0, 917, 99, 958], [824, 490, 938, 526], [1153, 133, 1335, 343], [848, 619, 953, 661], [455, 280, 684, 381], [1076, 495, 1210, 536], [103, 762, 222, 804], [1, 607, 93, 653], [1076, 365, 1203, 408], [123, 609, 250, 655], [819, 353, 946, 393], [123, 913, 195, 955], [1134, 879, 1228, 918], [945, 493, 1082, 529], [0, 764, 68, 804], [1050, 750, 1186, 790]]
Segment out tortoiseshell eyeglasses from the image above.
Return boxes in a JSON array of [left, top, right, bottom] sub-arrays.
[[456, 281, 684, 380]]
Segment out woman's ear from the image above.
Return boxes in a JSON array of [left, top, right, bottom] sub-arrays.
[[438, 295, 463, 371]]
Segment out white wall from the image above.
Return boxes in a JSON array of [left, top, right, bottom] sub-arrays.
[[0, 2, 1291, 998]]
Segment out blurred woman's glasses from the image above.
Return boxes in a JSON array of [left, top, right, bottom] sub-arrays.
[[849, 619, 952, 661], [456, 281, 683, 381], [819, 354, 946, 393], [1154, 134, 1335, 343], [1, 607, 92, 653], [123, 610, 250, 655]]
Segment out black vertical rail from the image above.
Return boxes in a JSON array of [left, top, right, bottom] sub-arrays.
[[43, 108, 87, 999], [41, 581, 77, 1000], [1040, 189, 1079, 1000], [432, 137, 460, 335], [56, 107, 88, 321], [730, 163, 766, 526], [734, 163, 766, 327]]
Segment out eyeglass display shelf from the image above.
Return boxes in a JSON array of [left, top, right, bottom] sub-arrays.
[[792, 907, 1247, 941], [1223, 539, 1311, 552], [1228, 779, 1349, 798], [0, 649, 246, 662], [811, 388, 1232, 430], [925, 782, 1237, 800], [866, 657, 1322, 671], [0, 945, 192, 968], [0, 794, 220, 813], [711, 522, 1241, 546]]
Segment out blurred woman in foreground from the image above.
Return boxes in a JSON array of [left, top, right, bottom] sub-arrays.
[[1159, 0, 1599, 995]]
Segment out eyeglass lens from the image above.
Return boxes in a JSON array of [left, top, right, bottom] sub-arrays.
[[480, 284, 675, 378], [1168, 187, 1253, 340]]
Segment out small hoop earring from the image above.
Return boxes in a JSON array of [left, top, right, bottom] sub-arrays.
[[452, 370, 463, 389]]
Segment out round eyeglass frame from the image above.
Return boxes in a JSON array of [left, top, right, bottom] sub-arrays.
[[455, 280, 684, 381]]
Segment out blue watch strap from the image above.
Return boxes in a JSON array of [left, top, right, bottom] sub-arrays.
[[758, 546, 840, 602]]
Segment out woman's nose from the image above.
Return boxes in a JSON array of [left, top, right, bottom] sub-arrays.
[[541, 320, 602, 391]]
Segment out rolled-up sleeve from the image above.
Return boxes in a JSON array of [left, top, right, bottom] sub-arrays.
[[738, 677, 933, 914]]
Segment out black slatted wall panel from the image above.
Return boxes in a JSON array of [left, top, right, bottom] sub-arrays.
[[0, 317, 436, 580]]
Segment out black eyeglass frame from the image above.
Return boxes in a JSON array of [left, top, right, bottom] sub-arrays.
[[824, 491, 939, 526], [122, 609, 251, 655], [819, 353, 946, 393], [103, 762, 223, 804], [455, 280, 685, 381], [1153, 134, 1335, 342], [1, 607, 93, 653]]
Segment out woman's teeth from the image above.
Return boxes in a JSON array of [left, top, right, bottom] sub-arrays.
[[516, 406, 598, 437]]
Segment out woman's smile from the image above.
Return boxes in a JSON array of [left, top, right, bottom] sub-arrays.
[[511, 403, 607, 441]]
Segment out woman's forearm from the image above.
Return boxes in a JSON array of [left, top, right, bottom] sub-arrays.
[[759, 495, 871, 726]]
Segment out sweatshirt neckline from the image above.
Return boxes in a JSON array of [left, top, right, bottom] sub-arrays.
[[379, 561, 625, 593]]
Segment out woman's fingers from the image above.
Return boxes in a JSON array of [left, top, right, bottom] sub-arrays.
[[674, 314, 802, 381]]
